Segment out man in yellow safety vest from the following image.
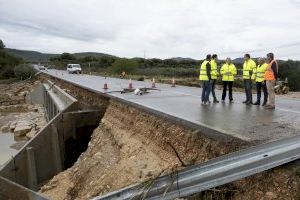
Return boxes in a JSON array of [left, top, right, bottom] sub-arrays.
[[199, 54, 212, 105], [210, 54, 219, 103], [220, 58, 237, 103], [252, 58, 268, 106], [242, 54, 256, 105]]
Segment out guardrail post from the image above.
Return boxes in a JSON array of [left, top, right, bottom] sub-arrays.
[[51, 124, 63, 173], [26, 147, 38, 191]]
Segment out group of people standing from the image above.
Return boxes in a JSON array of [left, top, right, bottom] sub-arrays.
[[199, 53, 278, 109]]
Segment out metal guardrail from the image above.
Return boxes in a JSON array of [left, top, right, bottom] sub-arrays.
[[93, 134, 300, 200], [43, 80, 77, 120]]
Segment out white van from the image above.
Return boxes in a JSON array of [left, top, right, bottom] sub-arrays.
[[67, 64, 82, 74]]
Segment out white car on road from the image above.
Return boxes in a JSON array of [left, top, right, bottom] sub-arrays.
[[38, 65, 46, 70], [67, 64, 82, 74]]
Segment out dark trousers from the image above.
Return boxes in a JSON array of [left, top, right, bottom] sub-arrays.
[[211, 79, 218, 100], [256, 81, 268, 104], [244, 79, 252, 103], [222, 81, 233, 101], [201, 80, 211, 102]]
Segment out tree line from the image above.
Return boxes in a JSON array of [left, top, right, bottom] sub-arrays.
[[1, 39, 299, 91], [48, 52, 300, 91], [0, 40, 35, 80]]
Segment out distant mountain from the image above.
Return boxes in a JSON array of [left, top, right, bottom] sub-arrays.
[[232, 57, 244, 64], [5, 48, 114, 62], [72, 52, 113, 58], [170, 57, 197, 62], [5, 48, 58, 62]]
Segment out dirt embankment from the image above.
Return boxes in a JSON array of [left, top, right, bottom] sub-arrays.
[[41, 100, 243, 200], [39, 74, 300, 200]]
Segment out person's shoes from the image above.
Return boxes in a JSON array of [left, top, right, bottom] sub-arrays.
[[202, 101, 208, 106], [208, 101, 211, 104], [201, 101, 205, 105], [221, 99, 225, 103], [246, 101, 252, 105], [253, 101, 260, 105], [213, 99, 219, 103], [229, 100, 234, 103], [262, 102, 267, 106], [242, 100, 248, 104]]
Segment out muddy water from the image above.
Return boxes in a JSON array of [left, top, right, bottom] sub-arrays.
[[0, 133, 18, 166], [0, 113, 20, 167]]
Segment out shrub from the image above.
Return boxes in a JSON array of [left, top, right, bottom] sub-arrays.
[[14, 64, 36, 80], [278, 60, 300, 91], [111, 58, 138, 74]]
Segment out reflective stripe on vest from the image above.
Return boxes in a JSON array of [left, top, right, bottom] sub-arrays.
[[221, 63, 236, 82], [199, 60, 209, 80], [255, 63, 268, 82], [264, 60, 278, 81], [243, 59, 256, 79], [210, 59, 218, 79]]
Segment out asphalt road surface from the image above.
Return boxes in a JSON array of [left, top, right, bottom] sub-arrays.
[[41, 69, 300, 143]]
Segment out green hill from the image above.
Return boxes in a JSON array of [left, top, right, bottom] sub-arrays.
[[5, 48, 58, 62], [73, 52, 112, 58], [5, 48, 113, 62]]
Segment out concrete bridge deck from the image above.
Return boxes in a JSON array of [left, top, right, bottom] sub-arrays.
[[42, 69, 300, 143]]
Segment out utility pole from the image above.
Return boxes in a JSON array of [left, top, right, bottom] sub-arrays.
[[144, 50, 146, 68], [89, 63, 91, 75]]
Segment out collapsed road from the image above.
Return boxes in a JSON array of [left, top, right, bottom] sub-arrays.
[[43, 69, 300, 143], [37, 69, 300, 199]]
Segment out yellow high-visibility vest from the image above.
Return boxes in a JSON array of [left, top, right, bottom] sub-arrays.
[[252, 63, 268, 82], [199, 60, 209, 81], [220, 63, 237, 81], [210, 59, 218, 80], [243, 59, 256, 79]]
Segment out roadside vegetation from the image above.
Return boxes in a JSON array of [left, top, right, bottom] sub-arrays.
[[2, 38, 299, 91], [0, 40, 35, 81], [48, 52, 300, 91]]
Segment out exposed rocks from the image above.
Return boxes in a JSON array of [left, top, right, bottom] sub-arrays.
[[26, 128, 38, 139], [266, 191, 278, 199], [0, 80, 40, 106], [13, 120, 33, 136], [0, 80, 47, 164], [9, 122, 16, 132], [1, 125, 9, 132], [0, 104, 36, 113], [0, 104, 47, 139]]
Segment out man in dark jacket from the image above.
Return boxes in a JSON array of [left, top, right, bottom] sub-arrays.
[[199, 54, 212, 105]]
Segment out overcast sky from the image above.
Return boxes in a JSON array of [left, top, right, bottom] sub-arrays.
[[1, 0, 300, 60]]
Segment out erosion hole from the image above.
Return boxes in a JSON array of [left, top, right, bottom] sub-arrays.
[[64, 125, 99, 169]]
